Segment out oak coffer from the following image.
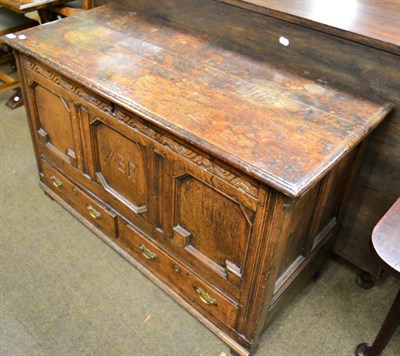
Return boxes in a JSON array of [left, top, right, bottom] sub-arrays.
[[1, 3, 393, 355]]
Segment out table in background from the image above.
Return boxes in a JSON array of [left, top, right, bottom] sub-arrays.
[[0, 0, 74, 21], [356, 198, 400, 355]]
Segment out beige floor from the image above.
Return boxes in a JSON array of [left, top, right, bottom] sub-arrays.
[[0, 75, 399, 355]]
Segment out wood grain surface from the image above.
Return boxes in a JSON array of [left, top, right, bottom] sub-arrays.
[[1, 3, 392, 197], [6, 2, 396, 353], [217, 0, 400, 55]]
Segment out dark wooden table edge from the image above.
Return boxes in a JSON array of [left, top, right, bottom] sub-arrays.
[[216, 0, 400, 56]]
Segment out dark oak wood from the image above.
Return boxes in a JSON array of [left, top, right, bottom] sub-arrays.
[[217, 0, 400, 55], [93, 0, 400, 278], [1, 4, 392, 197], [1, 2, 395, 355], [95, 0, 400, 55], [217, 0, 400, 279], [356, 198, 400, 356]]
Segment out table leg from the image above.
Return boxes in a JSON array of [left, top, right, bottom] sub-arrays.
[[356, 289, 400, 355], [38, 9, 58, 23]]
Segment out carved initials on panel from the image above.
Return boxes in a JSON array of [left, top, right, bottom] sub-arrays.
[[101, 143, 138, 181]]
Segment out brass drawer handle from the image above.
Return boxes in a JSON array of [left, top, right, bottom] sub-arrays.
[[50, 175, 63, 189], [139, 245, 157, 260], [86, 205, 102, 220], [194, 287, 217, 306]]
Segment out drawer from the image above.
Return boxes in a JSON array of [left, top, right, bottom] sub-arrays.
[[40, 159, 118, 237], [118, 221, 239, 329]]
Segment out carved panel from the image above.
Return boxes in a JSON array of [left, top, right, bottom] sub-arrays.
[[93, 121, 148, 215], [31, 83, 76, 165], [173, 173, 254, 281]]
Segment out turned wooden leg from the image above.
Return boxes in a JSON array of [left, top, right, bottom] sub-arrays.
[[356, 271, 375, 289], [356, 289, 400, 356]]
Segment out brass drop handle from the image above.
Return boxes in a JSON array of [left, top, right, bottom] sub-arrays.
[[50, 175, 63, 189], [86, 205, 102, 220], [140, 245, 157, 260], [194, 287, 217, 306]]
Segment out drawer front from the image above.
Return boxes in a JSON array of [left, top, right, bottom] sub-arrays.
[[118, 221, 239, 329], [40, 159, 118, 237]]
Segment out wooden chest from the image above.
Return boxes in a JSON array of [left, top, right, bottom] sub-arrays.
[[2, 3, 393, 354]]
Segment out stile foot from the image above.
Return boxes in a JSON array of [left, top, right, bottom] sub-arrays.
[[356, 271, 375, 289], [355, 342, 371, 356], [6, 89, 24, 109]]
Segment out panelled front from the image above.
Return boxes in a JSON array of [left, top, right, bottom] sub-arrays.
[[80, 98, 261, 300], [21, 56, 255, 312]]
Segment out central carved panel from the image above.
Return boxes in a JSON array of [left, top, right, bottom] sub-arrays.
[[95, 123, 147, 212]]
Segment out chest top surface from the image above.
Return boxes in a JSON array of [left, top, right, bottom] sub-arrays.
[[2, 3, 392, 197]]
